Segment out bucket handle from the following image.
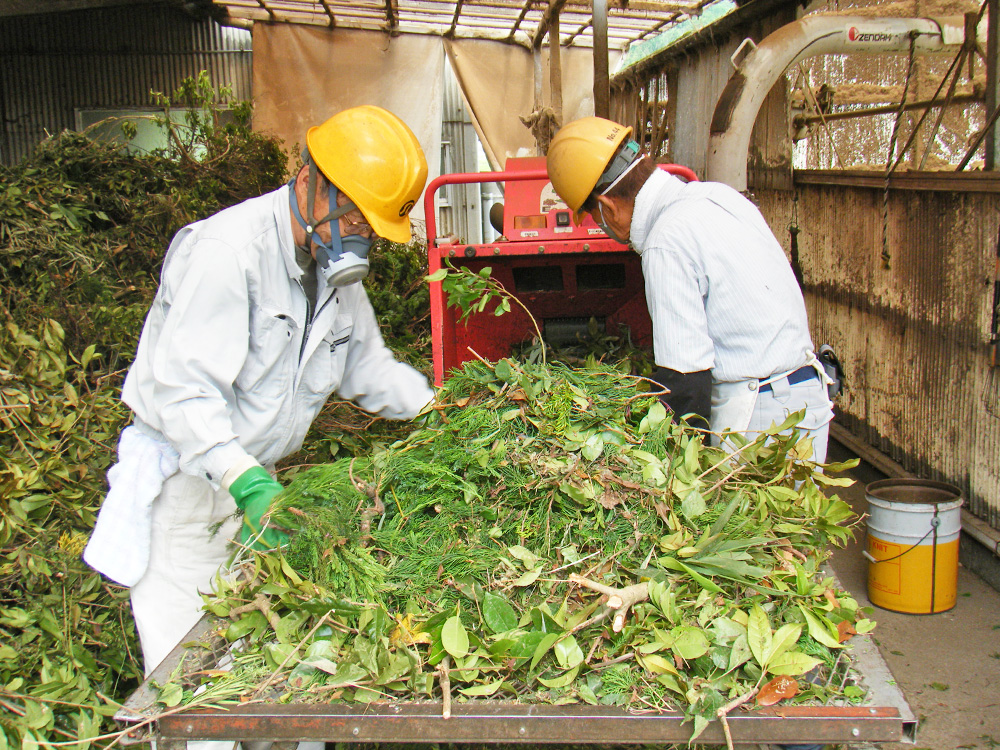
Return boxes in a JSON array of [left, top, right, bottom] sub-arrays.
[[864, 515, 941, 564]]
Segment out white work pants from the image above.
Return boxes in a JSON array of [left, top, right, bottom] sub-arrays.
[[130, 471, 322, 750], [746, 376, 833, 463], [130, 471, 239, 673]]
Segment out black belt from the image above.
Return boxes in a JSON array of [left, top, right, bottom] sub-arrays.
[[758, 365, 817, 393]]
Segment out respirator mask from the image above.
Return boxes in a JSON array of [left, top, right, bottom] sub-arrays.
[[289, 164, 373, 287]]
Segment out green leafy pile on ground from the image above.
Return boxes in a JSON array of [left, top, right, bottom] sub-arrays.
[[170, 357, 867, 743], [0, 75, 291, 750]]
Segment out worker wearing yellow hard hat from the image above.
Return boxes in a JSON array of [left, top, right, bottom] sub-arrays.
[[85, 107, 434, 726], [547, 116, 835, 463]]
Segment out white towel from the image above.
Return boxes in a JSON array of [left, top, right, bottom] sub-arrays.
[[83, 426, 179, 587]]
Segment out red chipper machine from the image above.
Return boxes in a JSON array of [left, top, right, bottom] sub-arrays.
[[424, 156, 697, 385]]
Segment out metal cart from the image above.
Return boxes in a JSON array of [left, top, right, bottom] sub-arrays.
[[115, 610, 916, 748]]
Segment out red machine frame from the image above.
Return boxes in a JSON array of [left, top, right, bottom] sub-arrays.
[[424, 157, 697, 385]]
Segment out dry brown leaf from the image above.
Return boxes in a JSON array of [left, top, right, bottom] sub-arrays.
[[756, 675, 799, 706], [837, 620, 857, 643], [598, 490, 622, 510]]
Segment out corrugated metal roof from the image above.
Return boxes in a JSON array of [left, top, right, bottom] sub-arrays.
[[207, 0, 728, 51]]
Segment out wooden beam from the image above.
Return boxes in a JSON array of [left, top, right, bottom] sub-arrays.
[[559, 0, 702, 11], [506, 0, 536, 41], [533, 0, 571, 48], [793, 168, 1000, 193], [985, 0, 999, 169], [795, 93, 982, 126], [594, 0, 610, 118], [384, 0, 397, 31], [256, 0, 276, 23], [550, 10, 563, 120], [447, 0, 465, 37], [319, 0, 336, 28]]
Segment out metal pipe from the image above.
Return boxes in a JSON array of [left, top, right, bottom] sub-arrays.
[[707, 15, 984, 190], [795, 92, 980, 126]]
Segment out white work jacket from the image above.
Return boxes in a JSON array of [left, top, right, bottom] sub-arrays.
[[630, 170, 831, 439], [629, 169, 815, 383], [122, 184, 433, 485]]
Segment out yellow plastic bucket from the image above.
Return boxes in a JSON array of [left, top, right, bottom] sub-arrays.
[[864, 478, 962, 614]]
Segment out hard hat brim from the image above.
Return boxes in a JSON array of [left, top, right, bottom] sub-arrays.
[[367, 214, 412, 245]]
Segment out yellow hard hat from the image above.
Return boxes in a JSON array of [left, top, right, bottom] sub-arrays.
[[306, 106, 428, 244], [546, 117, 633, 218]]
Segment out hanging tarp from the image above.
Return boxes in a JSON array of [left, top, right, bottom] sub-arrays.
[[252, 23, 611, 189], [443, 38, 602, 169], [252, 25, 444, 231]]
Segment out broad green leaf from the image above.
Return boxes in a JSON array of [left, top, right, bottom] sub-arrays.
[[442, 615, 470, 659], [767, 650, 822, 676], [537, 665, 580, 689], [655, 673, 685, 695], [811, 473, 855, 487], [157, 683, 184, 708], [798, 605, 843, 649], [764, 623, 803, 668], [747, 603, 772, 668], [512, 566, 542, 587], [683, 437, 701, 475], [638, 653, 679, 675], [530, 632, 562, 670], [660, 557, 723, 594], [582, 434, 604, 461], [728, 633, 752, 672], [425, 268, 449, 282], [482, 592, 519, 634], [225, 610, 267, 642], [459, 679, 506, 697], [553, 635, 585, 669], [507, 545, 539, 569], [324, 663, 368, 688], [639, 400, 667, 433], [670, 626, 710, 660], [353, 687, 381, 703], [680, 489, 706, 519]]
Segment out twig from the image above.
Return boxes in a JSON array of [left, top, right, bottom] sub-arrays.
[[717, 685, 759, 750], [589, 652, 637, 670], [466, 346, 492, 366], [438, 655, 452, 719], [229, 593, 281, 631], [568, 574, 649, 633], [350, 457, 384, 540], [548, 548, 601, 574]]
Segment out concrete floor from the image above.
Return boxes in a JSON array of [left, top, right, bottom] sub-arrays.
[[824, 440, 1000, 750]]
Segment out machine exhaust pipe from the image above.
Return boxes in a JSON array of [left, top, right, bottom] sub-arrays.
[[706, 14, 984, 190]]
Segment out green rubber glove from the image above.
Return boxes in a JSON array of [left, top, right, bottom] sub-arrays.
[[228, 466, 289, 551]]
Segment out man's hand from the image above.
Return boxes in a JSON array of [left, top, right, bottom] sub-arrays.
[[228, 466, 289, 551]]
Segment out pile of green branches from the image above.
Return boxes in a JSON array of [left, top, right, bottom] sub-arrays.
[[0, 74, 297, 750], [172, 356, 868, 744], [0, 72, 288, 365]]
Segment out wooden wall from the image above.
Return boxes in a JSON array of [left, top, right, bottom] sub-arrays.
[[756, 173, 1000, 528]]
